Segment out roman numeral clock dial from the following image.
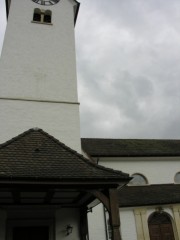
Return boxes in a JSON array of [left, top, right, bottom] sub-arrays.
[[32, 0, 60, 5]]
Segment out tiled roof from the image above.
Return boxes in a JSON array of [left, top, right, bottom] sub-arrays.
[[0, 129, 130, 182], [81, 138, 180, 157], [118, 184, 180, 207]]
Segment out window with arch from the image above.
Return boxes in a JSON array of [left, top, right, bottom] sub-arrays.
[[174, 172, 180, 183], [44, 10, 52, 23], [148, 211, 175, 240], [33, 8, 41, 22], [32, 9, 52, 24], [128, 173, 148, 186]]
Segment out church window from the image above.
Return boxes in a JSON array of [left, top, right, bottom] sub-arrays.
[[129, 173, 148, 185], [174, 172, 180, 183]]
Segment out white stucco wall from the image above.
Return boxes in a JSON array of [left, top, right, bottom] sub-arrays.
[[0, 0, 78, 102], [0, 0, 81, 152], [88, 204, 106, 240], [97, 156, 180, 184], [0, 99, 81, 152], [88, 205, 137, 240], [56, 208, 80, 240], [120, 209, 137, 240]]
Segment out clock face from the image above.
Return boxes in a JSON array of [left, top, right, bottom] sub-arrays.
[[32, 0, 60, 6]]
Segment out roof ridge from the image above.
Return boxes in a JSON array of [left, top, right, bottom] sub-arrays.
[[81, 138, 180, 141]]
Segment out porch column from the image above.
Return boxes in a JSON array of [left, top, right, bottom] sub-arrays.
[[109, 188, 121, 240], [80, 207, 89, 240], [0, 210, 6, 240]]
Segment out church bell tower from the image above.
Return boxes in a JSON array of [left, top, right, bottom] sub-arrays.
[[0, 0, 81, 152]]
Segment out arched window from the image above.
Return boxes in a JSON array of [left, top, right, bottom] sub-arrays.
[[148, 211, 175, 240], [44, 10, 52, 23], [174, 172, 180, 183], [33, 8, 41, 22], [128, 173, 148, 186]]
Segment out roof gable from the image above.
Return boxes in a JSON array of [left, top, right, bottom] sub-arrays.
[[0, 129, 129, 183]]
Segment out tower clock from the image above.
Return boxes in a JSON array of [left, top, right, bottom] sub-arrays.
[[32, 0, 60, 6]]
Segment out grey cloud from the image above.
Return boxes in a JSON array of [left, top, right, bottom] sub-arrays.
[[77, 0, 180, 138]]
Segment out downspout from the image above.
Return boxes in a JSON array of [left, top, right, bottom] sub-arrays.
[[103, 206, 109, 240]]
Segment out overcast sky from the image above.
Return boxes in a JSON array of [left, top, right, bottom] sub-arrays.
[[1, 0, 180, 139]]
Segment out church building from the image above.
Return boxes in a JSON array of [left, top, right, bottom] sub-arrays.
[[0, 1, 180, 240]]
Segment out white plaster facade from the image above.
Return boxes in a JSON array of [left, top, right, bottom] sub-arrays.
[[97, 156, 180, 184], [0, 0, 81, 152]]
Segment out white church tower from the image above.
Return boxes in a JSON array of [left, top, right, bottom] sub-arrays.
[[0, 0, 81, 152]]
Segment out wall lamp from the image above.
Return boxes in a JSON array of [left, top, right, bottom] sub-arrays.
[[66, 224, 73, 235]]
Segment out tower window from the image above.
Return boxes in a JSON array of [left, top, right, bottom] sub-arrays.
[[32, 9, 52, 25], [44, 10, 52, 23], [33, 8, 41, 22]]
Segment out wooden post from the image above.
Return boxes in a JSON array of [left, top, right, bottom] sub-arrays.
[[80, 207, 89, 240], [109, 188, 121, 240]]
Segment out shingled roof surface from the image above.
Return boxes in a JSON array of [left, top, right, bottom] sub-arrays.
[[0, 129, 130, 182], [118, 184, 180, 207], [81, 138, 180, 157]]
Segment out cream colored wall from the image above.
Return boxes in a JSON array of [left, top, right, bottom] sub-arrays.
[[133, 206, 180, 240]]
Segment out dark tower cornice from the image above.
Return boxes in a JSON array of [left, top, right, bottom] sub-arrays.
[[5, 0, 11, 18]]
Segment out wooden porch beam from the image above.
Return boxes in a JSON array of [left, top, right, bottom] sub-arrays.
[[89, 190, 110, 211], [44, 190, 54, 204], [80, 207, 89, 240], [109, 188, 121, 240], [12, 190, 20, 204]]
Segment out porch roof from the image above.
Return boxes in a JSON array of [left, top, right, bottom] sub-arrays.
[[0, 128, 130, 184]]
